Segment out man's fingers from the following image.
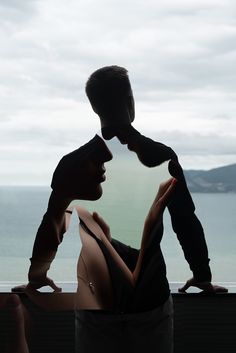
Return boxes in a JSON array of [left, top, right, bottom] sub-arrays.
[[27, 278, 61, 292], [178, 279, 193, 293], [178, 283, 190, 293], [11, 285, 27, 293], [47, 279, 62, 292], [178, 280, 228, 294], [212, 285, 228, 293]]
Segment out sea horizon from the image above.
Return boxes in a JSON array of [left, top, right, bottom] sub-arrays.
[[0, 182, 236, 284]]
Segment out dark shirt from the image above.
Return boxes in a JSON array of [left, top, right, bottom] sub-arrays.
[[124, 130, 211, 282], [111, 229, 170, 313], [31, 132, 211, 312]]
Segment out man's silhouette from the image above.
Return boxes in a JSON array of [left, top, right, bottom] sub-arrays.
[[86, 65, 226, 294]]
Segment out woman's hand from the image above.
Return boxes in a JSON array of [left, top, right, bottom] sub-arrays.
[[133, 178, 177, 282], [144, 178, 177, 236]]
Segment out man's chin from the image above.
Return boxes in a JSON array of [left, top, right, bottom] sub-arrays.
[[101, 126, 116, 140]]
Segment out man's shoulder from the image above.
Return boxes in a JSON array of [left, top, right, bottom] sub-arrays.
[[140, 134, 178, 163]]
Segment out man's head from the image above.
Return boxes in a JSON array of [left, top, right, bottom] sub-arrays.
[[86, 66, 135, 132]]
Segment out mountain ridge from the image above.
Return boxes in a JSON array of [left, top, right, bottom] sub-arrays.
[[184, 163, 236, 193]]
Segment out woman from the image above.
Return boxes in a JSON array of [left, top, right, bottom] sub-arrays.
[[14, 134, 176, 352]]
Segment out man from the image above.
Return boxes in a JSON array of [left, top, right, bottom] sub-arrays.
[[85, 65, 227, 294], [12, 137, 177, 353]]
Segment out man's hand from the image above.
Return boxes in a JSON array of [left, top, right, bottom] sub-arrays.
[[27, 276, 62, 292], [12, 276, 61, 293], [178, 277, 228, 293], [27, 258, 62, 292]]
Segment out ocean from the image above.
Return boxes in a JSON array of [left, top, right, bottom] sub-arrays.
[[0, 160, 235, 284]]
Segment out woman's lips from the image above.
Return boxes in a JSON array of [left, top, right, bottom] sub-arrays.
[[99, 173, 106, 182], [97, 168, 106, 182]]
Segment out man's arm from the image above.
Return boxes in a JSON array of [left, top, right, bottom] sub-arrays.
[[27, 191, 71, 291], [112, 125, 227, 292], [108, 125, 176, 167]]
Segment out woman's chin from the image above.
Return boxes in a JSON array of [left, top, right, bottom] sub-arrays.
[[87, 186, 103, 201], [73, 184, 103, 201]]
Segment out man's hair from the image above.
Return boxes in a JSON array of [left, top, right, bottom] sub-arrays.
[[85, 65, 131, 114]]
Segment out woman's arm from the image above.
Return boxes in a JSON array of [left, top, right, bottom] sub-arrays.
[[93, 178, 176, 285], [133, 178, 177, 281]]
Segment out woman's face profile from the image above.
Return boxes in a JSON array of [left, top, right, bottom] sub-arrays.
[[71, 138, 113, 201], [51, 135, 112, 201]]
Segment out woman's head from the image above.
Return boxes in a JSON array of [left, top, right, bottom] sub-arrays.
[[51, 136, 113, 201]]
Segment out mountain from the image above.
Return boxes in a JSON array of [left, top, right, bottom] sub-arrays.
[[184, 163, 236, 193]]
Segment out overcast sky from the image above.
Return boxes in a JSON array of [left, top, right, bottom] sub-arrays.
[[0, 0, 236, 185]]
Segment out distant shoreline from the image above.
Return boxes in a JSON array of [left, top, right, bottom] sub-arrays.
[[0, 162, 235, 193]]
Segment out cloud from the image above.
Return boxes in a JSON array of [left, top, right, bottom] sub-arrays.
[[0, 0, 37, 29], [154, 130, 236, 155], [2, 0, 236, 102], [0, 0, 236, 183]]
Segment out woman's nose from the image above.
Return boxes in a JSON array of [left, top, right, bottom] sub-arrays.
[[104, 148, 113, 162], [100, 143, 113, 163]]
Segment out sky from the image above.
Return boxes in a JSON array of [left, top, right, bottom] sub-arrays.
[[0, 0, 236, 185]]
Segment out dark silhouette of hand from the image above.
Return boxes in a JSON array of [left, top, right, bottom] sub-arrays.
[[12, 278, 61, 293], [178, 277, 228, 293]]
